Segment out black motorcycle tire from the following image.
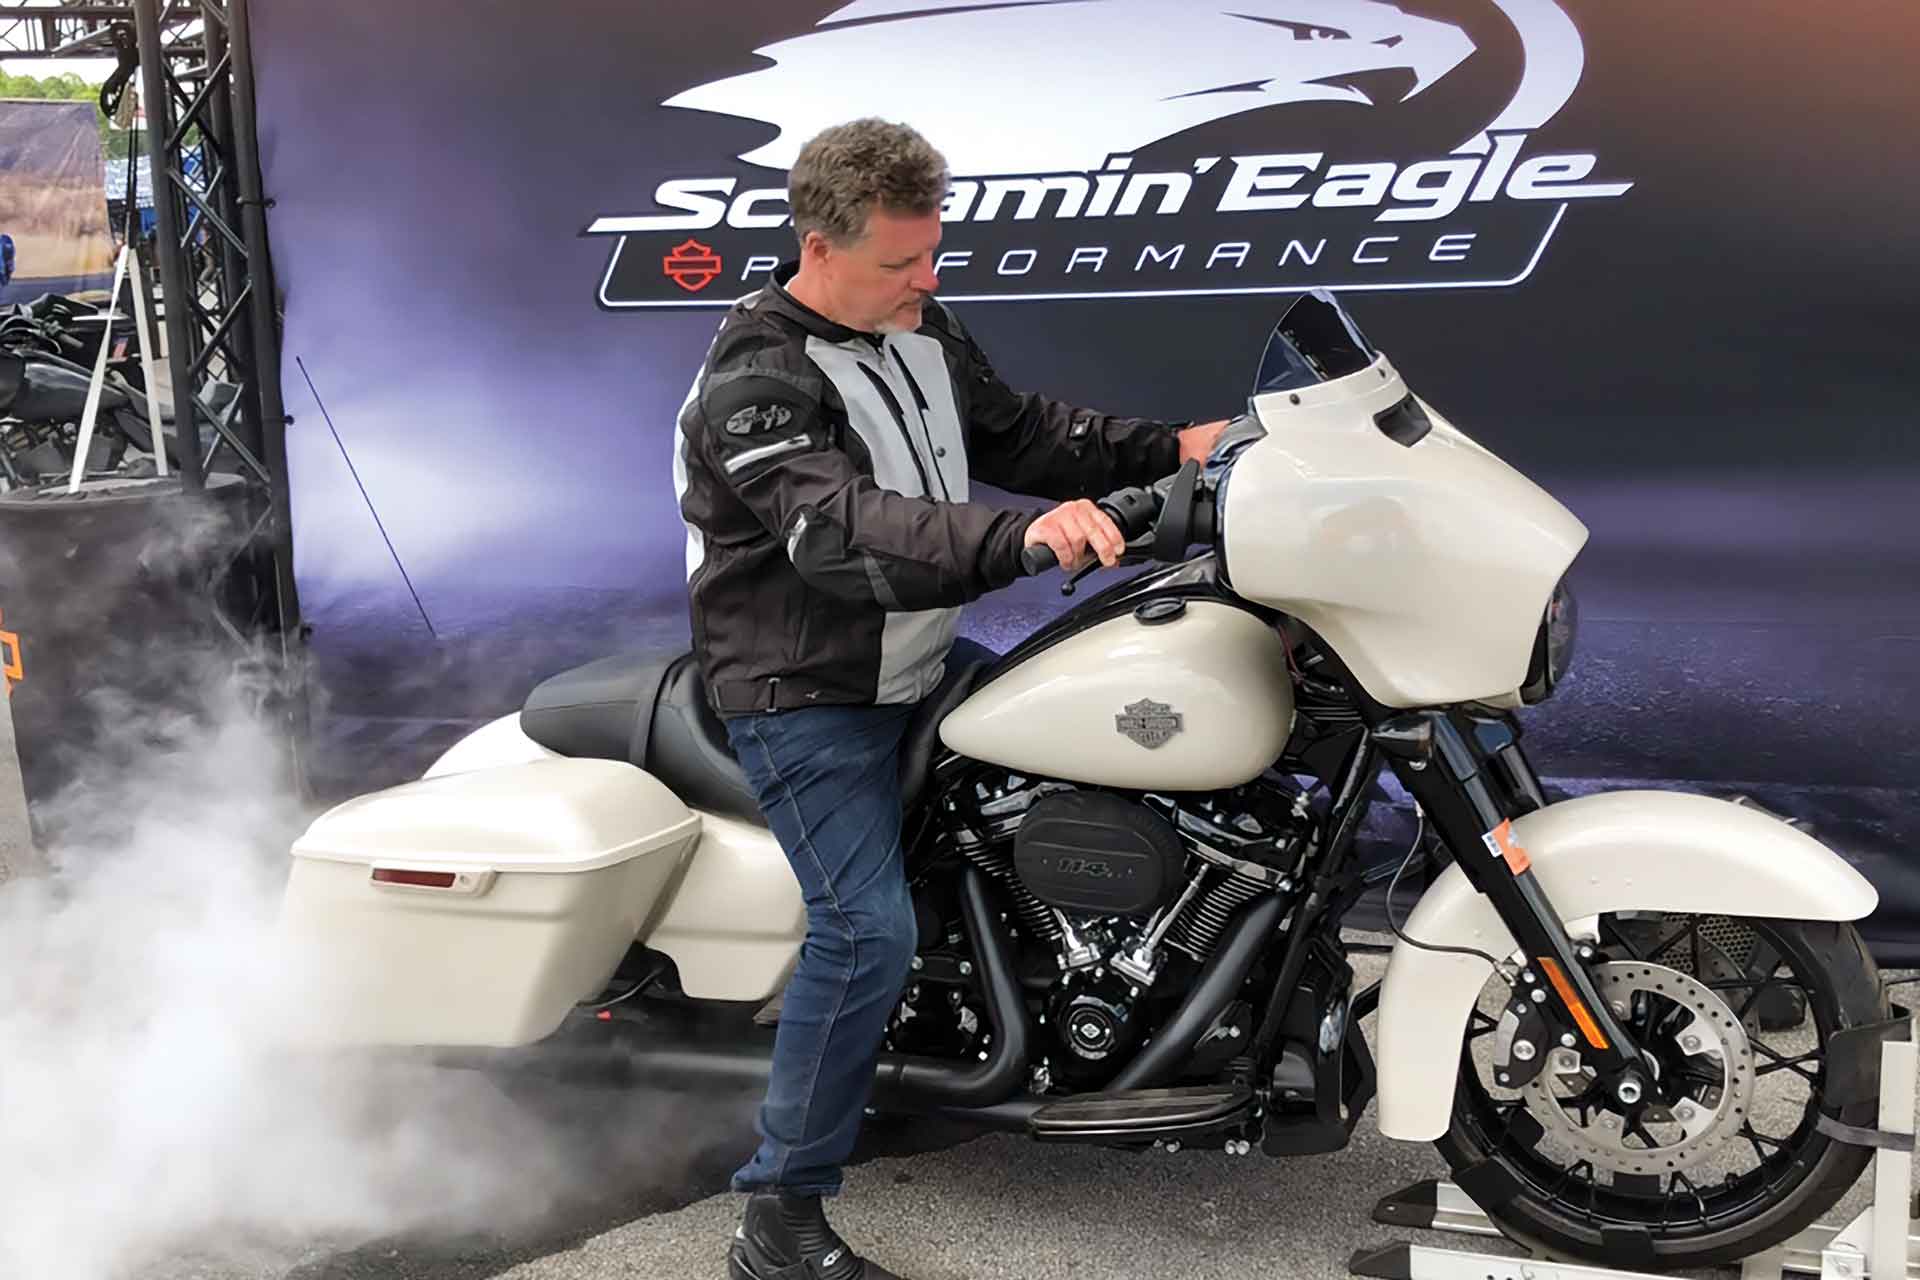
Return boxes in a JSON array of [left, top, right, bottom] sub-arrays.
[[1435, 918, 1886, 1272]]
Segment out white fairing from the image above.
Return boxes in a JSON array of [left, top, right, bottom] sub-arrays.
[[423, 712, 556, 777], [938, 601, 1294, 791], [1223, 357, 1589, 707], [1373, 790, 1878, 1142]]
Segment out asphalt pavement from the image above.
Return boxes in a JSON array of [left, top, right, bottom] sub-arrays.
[[125, 955, 1909, 1280]]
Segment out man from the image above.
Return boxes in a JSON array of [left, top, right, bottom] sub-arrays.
[[675, 118, 1225, 1280]]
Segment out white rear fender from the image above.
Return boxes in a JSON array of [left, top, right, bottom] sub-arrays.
[[1374, 789, 1877, 1142], [425, 713, 556, 777]]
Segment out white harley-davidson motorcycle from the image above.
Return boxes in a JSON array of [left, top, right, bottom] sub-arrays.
[[280, 293, 1893, 1270]]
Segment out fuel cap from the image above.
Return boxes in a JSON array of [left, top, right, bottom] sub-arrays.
[[1134, 598, 1186, 625]]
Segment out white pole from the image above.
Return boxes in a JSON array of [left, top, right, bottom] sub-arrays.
[[127, 242, 167, 478], [66, 242, 132, 495], [1870, 1024, 1916, 1280]]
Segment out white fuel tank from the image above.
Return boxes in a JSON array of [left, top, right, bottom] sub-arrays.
[[939, 600, 1293, 791]]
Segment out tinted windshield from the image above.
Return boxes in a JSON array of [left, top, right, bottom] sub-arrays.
[[1251, 290, 1377, 395]]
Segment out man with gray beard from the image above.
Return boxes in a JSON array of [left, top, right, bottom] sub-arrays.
[[673, 118, 1225, 1279]]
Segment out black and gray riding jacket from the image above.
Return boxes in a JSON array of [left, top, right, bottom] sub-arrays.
[[675, 263, 1183, 716]]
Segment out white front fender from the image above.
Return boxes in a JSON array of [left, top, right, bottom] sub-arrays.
[[1373, 789, 1877, 1143]]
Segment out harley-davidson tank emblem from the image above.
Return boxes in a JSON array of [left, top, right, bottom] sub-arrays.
[[1115, 698, 1182, 749]]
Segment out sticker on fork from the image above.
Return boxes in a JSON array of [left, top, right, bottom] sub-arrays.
[[1481, 818, 1531, 875]]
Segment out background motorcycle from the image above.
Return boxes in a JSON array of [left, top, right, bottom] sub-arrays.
[[280, 292, 1891, 1271], [0, 292, 185, 490]]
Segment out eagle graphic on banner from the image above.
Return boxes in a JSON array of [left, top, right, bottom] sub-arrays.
[[663, 0, 1587, 174]]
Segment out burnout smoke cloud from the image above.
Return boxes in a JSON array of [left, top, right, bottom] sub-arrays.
[[0, 504, 593, 1278]]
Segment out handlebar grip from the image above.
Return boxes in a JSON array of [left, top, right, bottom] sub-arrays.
[[1020, 544, 1059, 576], [1098, 485, 1159, 541]]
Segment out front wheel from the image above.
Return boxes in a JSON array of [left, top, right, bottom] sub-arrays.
[[1436, 913, 1887, 1271]]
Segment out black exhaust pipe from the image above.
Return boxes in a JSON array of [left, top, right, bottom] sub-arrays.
[[873, 868, 1029, 1106], [1104, 893, 1286, 1092], [593, 868, 1029, 1108]]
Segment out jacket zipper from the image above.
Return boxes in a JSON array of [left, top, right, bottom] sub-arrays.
[[889, 348, 952, 501], [855, 362, 937, 497]]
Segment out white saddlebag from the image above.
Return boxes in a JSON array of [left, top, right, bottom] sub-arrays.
[[279, 758, 700, 1047]]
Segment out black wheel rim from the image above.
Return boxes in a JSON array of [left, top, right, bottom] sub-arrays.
[[1455, 913, 1843, 1239]]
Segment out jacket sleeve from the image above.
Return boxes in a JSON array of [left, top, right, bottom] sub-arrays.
[[930, 302, 1184, 500], [700, 368, 1035, 612]]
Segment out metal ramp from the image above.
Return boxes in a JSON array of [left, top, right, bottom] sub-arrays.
[[1352, 1021, 1920, 1280]]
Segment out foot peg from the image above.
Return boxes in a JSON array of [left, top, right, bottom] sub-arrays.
[[1027, 1083, 1253, 1142]]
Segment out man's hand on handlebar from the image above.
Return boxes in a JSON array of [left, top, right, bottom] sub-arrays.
[[1019, 465, 1208, 576], [1178, 419, 1231, 466], [1024, 499, 1125, 573]]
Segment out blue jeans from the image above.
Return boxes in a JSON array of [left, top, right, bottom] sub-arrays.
[[722, 642, 990, 1195]]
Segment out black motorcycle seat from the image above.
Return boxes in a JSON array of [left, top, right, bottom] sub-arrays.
[[520, 650, 761, 824], [0, 353, 23, 412], [647, 655, 763, 823], [899, 655, 992, 811], [519, 649, 994, 828]]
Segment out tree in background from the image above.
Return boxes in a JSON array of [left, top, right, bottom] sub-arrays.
[[0, 69, 135, 158]]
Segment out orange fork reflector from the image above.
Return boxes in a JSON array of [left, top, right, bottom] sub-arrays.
[[1537, 956, 1611, 1051]]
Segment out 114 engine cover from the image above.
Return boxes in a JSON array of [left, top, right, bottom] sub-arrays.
[[1012, 790, 1186, 917]]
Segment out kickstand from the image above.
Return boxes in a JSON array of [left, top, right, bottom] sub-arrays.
[[1350, 1016, 1920, 1280]]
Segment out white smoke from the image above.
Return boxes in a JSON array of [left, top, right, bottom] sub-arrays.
[[0, 509, 600, 1277]]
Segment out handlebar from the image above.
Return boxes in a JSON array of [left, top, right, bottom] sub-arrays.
[[1019, 543, 1060, 575], [1018, 460, 1216, 577]]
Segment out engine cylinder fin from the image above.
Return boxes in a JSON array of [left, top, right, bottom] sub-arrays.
[[950, 828, 1061, 943], [1166, 868, 1269, 962]]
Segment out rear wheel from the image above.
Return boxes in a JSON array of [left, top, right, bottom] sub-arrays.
[[1436, 913, 1887, 1271]]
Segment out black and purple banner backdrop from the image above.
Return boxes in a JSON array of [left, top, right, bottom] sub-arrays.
[[254, 2, 1920, 954]]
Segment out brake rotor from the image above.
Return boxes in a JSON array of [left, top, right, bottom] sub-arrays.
[[1514, 961, 1756, 1177]]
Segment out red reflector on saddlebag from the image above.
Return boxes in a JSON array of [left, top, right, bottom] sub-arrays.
[[370, 868, 458, 889]]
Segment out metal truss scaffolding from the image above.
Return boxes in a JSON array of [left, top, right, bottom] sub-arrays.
[[4, 0, 308, 789], [0, 1, 165, 59]]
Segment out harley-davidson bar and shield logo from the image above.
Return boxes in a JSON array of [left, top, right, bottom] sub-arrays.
[[1116, 698, 1183, 749], [661, 238, 723, 292]]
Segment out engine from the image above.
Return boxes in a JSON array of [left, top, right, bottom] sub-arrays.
[[928, 769, 1315, 1088], [1014, 789, 1186, 917]]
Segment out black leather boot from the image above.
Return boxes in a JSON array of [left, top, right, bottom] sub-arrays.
[[726, 1190, 905, 1280]]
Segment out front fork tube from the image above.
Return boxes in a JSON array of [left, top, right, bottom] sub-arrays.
[[1376, 711, 1657, 1100]]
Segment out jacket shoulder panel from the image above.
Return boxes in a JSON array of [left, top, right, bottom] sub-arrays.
[[697, 310, 827, 438], [917, 297, 976, 365]]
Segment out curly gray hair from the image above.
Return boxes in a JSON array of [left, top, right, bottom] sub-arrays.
[[787, 119, 949, 249]]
